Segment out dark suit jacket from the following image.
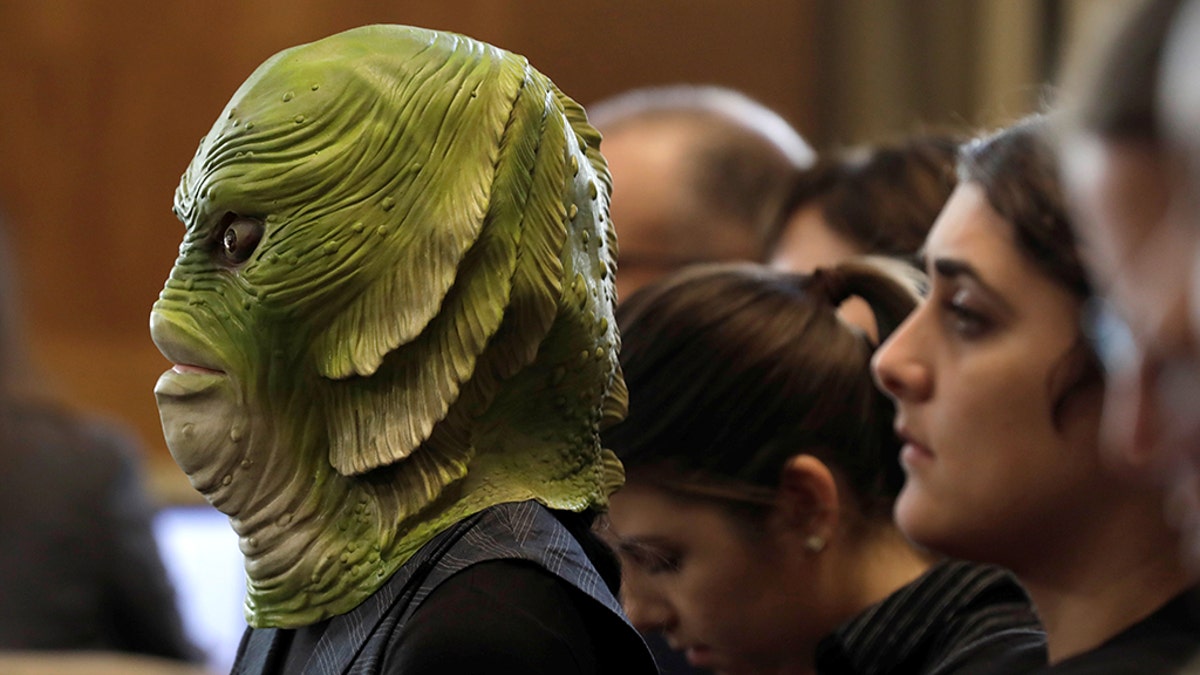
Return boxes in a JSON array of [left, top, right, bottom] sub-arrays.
[[231, 500, 655, 675]]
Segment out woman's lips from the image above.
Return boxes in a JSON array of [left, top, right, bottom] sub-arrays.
[[896, 425, 934, 466], [684, 645, 713, 669], [900, 440, 935, 468]]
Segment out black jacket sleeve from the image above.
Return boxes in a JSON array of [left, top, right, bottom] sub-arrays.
[[384, 560, 601, 675]]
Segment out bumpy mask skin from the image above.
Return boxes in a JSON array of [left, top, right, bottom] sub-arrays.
[[150, 25, 625, 628]]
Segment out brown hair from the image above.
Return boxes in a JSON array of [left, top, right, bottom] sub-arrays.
[[960, 116, 1103, 423], [603, 260, 920, 522], [961, 117, 1090, 298], [767, 134, 960, 266]]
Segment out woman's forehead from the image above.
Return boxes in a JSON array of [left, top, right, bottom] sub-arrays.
[[925, 184, 1017, 267]]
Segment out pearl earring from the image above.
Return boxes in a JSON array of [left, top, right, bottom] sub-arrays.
[[804, 534, 826, 553]]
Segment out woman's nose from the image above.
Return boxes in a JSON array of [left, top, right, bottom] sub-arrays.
[[621, 577, 676, 633], [872, 317, 933, 402]]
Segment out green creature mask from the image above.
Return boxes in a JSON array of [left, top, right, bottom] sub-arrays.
[[150, 25, 625, 629]]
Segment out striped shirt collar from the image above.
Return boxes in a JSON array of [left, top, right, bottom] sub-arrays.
[[815, 560, 1046, 675]]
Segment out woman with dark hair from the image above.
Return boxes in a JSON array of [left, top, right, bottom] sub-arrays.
[[874, 116, 1200, 672], [602, 260, 1046, 675]]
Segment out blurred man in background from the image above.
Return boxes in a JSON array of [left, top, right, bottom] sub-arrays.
[[590, 85, 814, 300]]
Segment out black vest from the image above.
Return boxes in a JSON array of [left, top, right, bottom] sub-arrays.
[[232, 500, 653, 675]]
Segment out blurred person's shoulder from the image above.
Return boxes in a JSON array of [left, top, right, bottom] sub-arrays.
[[0, 397, 142, 482]]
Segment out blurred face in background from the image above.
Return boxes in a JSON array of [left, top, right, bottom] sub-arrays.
[[1063, 133, 1200, 556], [769, 206, 876, 338], [1162, 0, 1200, 393], [769, 205, 864, 274], [603, 122, 761, 300]]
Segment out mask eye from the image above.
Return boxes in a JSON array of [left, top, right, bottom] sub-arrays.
[[217, 214, 264, 265]]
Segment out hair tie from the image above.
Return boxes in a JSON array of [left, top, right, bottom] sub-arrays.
[[810, 266, 851, 308]]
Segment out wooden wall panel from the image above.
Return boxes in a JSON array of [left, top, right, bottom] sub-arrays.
[[0, 0, 818, 489]]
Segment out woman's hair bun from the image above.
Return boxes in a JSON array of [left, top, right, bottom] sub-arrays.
[[809, 265, 851, 308]]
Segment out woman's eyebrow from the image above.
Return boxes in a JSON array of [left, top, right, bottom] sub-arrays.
[[618, 535, 674, 550], [932, 257, 982, 282], [931, 257, 1016, 317]]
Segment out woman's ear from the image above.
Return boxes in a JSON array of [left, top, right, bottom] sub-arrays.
[[776, 454, 840, 549]]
